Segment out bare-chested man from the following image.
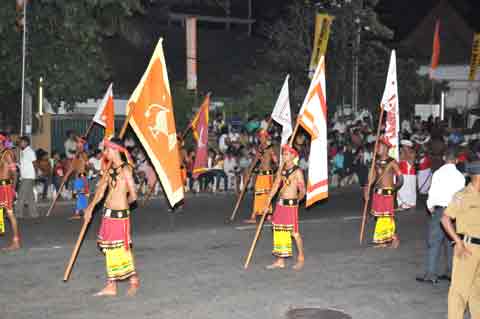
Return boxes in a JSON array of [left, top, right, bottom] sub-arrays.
[[244, 129, 278, 224], [365, 136, 403, 248], [83, 137, 140, 296], [0, 133, 19, 250], [264, 145, 305, 270]]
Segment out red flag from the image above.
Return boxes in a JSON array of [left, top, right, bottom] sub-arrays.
[[430, 20, 440, 79], [191, 95, 210, 178], [126, 39, 184, 207], [93, 83, 115, 139]]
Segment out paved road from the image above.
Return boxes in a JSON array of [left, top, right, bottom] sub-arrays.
[[0, 188, 450, 319]]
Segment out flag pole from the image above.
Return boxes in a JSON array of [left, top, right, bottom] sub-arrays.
[[229, 117, 273, 222], [243, 120, 300, 269], [63, 105, 135, 282], [359, 106, 384, 244]]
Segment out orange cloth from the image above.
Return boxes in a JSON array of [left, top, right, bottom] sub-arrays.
[[253, 171, 273, 216]]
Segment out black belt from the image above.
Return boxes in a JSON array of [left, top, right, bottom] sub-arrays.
[[459, 234, 480, 245], [279, 198, 298, 206], [0, 179, 11, 186], [255, 169, 273, 175], [374, 188, 394, 196], [103, 208, 130, 219], [433, 206, 447, 209]]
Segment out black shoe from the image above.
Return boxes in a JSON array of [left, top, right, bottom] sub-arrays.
[[416, 276, 439, 284], [437, 274, 451, 281]]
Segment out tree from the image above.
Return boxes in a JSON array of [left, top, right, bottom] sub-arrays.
[[260, 0, 425, 116], [0, 0, 144, 123]]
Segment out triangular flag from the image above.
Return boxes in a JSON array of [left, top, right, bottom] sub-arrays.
[[271, 75, 292, 147], [430, 20, 440, 79], [93, 83, 115, 139], [381, 50, 400, 161], [126, 39, 184, 207], [191, 94, 210, 178], [297, 56, 328, 207]]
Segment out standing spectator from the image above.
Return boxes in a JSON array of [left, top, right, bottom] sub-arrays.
[[260, 114, 270, 131], [52, 152, 65, 196], [416, 147, 465, 284], [17, 136, 38, 218], [64, 130, 77, 160], [35, 150, 52, 200], [223, 150, 237, 191], [88, 150, 102, 193]]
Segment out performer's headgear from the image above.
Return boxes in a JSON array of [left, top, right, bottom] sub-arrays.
[[103, 138, 133, 165], [282, 144, 299, 159], [400, 139, 414, 148], [257, 129, 270, 139]]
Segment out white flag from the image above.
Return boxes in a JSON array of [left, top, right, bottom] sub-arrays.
[[380, 50, 400, 160], [271, 75, 292, 146], [93, 83, 113, 127], [297, 56, 328, 207]]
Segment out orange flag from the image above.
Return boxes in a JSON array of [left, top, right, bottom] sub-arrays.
[[93, 83, 115, 139], [430, 20, 440, 79], [191, 94, 210, 178], [126, 39, 184, 207]]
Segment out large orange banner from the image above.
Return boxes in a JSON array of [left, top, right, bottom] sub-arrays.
[[126, 39, 184, 207]]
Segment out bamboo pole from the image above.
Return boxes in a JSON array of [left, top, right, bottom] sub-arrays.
[[243, 121, 300, 269], [359, 107, 385, 244], [63, 105, 135, 282], [229, 118, 273, 222]]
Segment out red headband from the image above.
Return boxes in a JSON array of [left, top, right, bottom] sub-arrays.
[[257, 129, 270, 139], [0, 134, 6, 142], [282, 144, 299, 158], [103, 139, 133, 164]]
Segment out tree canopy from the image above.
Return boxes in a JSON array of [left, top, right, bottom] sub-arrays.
[[0, 0, 144, 116]]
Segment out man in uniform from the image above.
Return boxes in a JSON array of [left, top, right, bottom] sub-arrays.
[[244, 129, 278, 224], [0, 133, 19, 250], [84, 137, 140, 296], [441, 160, 480, 319], [366, 136, 403, 248], [264, 145, 305, 270]]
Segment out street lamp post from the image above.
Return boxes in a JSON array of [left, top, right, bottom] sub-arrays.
[[20, 0, 28, 136]]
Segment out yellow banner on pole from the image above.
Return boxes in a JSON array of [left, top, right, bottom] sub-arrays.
[[308, 14, 334, 79], [469, 33, 480, 81]]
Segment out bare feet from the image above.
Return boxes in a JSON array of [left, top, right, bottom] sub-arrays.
[[292, 259, 304, 271], [390, 238, 400, 249], [266, 261, 285, 270], [243, 218, 256, 224], [69, 215, 81, 220], [373, 243, 388, 248], [93, 282, 117, 297], [127, 276, 140, 297], [2, 238, 21, 251]]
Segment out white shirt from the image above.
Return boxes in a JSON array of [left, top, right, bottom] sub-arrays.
[[64, 138, 77, 159], [218, 134, 228, 152], [20, 146, 37, 179], [223, 156, 237, 174], [426, 163, 465, 209]]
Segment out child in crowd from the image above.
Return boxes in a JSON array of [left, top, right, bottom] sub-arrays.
[[70, 172, 89, 220]]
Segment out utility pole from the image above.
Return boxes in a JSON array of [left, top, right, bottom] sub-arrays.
[[20, 0, 28, 136]]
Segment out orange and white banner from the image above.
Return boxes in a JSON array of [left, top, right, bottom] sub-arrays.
[[297, 56, 328, 207], [381, 50, 400, 160], [308, 14, 333, 79], [126, 38, 184, 207], [186, 17, 197, 90], [469, 33, 480, 81], [191, 94, 210, 178], [93, 83, 115, 139]]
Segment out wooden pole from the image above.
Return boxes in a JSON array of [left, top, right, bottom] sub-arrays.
[[45, 168, 73, 217], [63, 104, 135, 282], [359, 107, 385, 244], [243, 120, 300, 269], [229, 118, 273, 222], [83, 121, 95, 139]]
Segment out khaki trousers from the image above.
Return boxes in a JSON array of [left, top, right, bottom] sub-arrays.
[[448, 242, 480, 319]]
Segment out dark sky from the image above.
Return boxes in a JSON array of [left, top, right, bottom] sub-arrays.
[[252, 0, 480, 40]]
